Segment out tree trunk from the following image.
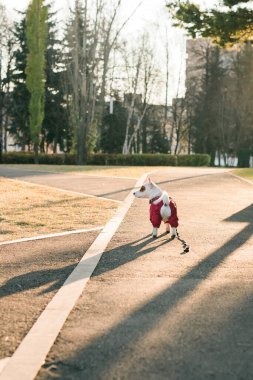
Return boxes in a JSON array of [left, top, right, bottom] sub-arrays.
[[34, 142, 39, 164]]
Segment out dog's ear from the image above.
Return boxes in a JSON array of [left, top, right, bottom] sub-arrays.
[[147, 177, 154, 188]]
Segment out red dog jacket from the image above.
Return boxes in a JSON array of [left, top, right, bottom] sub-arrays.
[[150, 197, 179, 228]]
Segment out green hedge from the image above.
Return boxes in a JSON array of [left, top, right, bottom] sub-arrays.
[[2, 152, 35, 164], [1, 152, 75, 165], [177, 154, 211, 167], [87, 154, 178, 166], [1, 152, 210, 167]]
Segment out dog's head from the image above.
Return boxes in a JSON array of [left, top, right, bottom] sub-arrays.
[[133, 177, 161, 199]]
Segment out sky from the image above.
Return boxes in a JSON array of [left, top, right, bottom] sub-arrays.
[[1, 0, 219, 104]]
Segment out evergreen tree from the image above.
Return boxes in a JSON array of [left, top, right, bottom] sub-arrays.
[[9, 16, 31, 149], [231, 43, 253, 166], [187, 44, 227, 164], [101, 100, 127, 153], [146, 106, 169, 154], [11, 8, 71, 153], [41, 8, 70, 153], [25, 0, 48, 163], [167, 1, 253, 46]]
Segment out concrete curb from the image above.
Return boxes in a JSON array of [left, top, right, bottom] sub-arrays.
[[0, 227, 104, 247], [229, 172, 253, 186], [0, 172, 150, 380]]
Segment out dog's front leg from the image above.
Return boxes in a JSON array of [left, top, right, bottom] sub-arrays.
[[171, 227, 177, 238], [152, 227, 158, 238]]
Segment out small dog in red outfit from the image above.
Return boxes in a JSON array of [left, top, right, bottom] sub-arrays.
[[133, 177, 178, 239]]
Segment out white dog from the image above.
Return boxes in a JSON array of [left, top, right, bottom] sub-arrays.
[[133, 177, 179, 239]]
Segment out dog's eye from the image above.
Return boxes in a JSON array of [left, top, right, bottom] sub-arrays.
[[140, 186, 145, 192]]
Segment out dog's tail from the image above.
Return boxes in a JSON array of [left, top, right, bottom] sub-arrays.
[[153, 191, 170, 206]]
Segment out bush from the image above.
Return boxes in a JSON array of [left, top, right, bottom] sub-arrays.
[[38, 154, 65, 165], [177, 154, 211, 167], [87, 153, 178, 166], [64, 153, 77, 165], [2, 152, 35, 164], [2, 152, 77, 165], [2, 152, 210, 167]]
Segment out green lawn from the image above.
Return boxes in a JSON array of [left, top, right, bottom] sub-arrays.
[[233, 168, 253, 181]]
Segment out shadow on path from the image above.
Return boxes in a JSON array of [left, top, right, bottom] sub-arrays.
[[0, 265, 76, 299], [0, 167, 57, 178], [98, 173, 214, 198], [44, 204, 253, 379], [0, 233, 174, 299]]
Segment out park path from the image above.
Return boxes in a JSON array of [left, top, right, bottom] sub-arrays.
[[32, 169, 252, 380], [0, 166, 136, 201]]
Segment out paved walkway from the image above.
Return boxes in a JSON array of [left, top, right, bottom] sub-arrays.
[[32, 169, 252, 380], [0, 167, 136, 201], [1, 167, 252, 379]]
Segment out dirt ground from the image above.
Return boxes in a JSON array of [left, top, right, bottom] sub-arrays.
[[0, 177, 117, 242]]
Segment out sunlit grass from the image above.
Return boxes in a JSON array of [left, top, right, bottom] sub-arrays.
[[0, 177, 117, 242], [233, 168, 253, 181]]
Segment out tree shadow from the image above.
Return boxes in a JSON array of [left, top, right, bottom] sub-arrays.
[[0, 265, 76, 299], [98, 173, 213, 198], [0, 233, 174, 299], [0, 167, 56, 178], [42, 204, 253, 379]]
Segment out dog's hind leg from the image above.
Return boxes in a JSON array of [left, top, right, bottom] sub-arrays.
[[165, 224, 170, 234], [152, 227, 158, 238], [171, 227, 178, 239]]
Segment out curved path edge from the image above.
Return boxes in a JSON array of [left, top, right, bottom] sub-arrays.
[[0, 172, 151, 380]]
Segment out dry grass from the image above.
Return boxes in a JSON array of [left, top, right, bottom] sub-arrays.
[[0, 177, 118, 242], [233, 168, 253, 181], [5, 164, 162, 178]]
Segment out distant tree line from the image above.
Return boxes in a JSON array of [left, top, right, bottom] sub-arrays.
[[0, 0, 252, 166], [0, 0, 170, 164]]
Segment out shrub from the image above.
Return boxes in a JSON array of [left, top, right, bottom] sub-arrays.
[[38, 154, 65, 165], [2, 152, 210, 167], [177, 154, 211, 167], [87, 153, 178, 166], [2, 152, 77, 165], [2, 152, 34, 164], [64, 153, 77, 165]]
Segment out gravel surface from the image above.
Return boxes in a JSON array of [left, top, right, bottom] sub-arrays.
[[36, 170, 253, 380]]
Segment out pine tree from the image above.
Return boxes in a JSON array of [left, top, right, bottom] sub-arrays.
[[187, 44, 227, 164], [42, 7, 70, 153], [11, 8, 70, 153], [101, 100, 127, 153], [9, 16, 31, 149], [167, 1, 253, 46], [25, 0, 48, 163]]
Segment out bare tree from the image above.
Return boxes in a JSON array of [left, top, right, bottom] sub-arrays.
[[169, 54, 188, 154], [0, 3, 14, 161], [97, 0, 144, 143], [65, 0, 103, 163], [122, 34, 158, 154]]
